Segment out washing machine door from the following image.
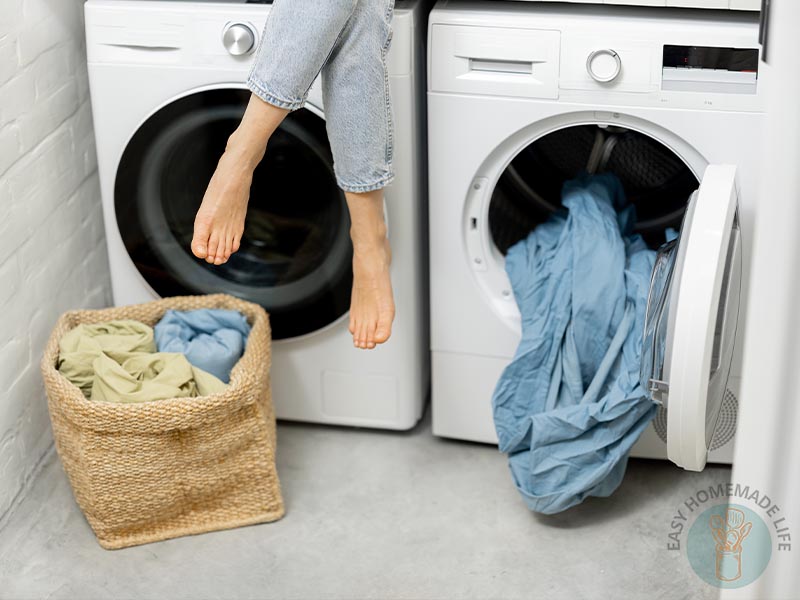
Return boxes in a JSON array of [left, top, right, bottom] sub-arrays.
[[116, 88, 352, 340], [640, 165, 742, 471]]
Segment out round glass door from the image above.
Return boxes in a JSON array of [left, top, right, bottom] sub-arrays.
[[115, 88, 352, 340]]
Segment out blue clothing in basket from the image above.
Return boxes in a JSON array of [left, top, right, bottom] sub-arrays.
[[492, 173, 658, 515], [154, 309, 251, 383]]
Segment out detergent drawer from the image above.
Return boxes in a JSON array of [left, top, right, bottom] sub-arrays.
[[429, 24, 560, 99]]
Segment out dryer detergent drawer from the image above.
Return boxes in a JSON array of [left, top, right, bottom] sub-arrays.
[[640, 165, 742, 471]]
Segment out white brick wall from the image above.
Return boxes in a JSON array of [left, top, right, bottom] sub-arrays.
[[0, 0, 111, 520]]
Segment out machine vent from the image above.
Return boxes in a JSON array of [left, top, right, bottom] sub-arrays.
[[652, 388, 738, 451]]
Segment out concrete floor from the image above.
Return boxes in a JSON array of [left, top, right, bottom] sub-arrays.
[[0, 411, 728, 600]]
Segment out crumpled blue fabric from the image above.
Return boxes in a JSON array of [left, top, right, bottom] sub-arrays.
[[492, 173, 659, 515], [154, 309, 251, 383]]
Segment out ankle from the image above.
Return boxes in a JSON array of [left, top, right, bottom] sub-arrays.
[[350, 222, 388, 250], [225, 128, 268, 170]]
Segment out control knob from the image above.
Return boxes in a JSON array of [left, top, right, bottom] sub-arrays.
[[586, 49, 622, 83], [223, 22, 257, 56]]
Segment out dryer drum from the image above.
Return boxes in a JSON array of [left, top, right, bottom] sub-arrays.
[[489, 125, 700, 255]]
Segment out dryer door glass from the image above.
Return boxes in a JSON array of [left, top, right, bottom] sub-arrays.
[[640, 165, 742, 471], [115, 88, 352, 340]]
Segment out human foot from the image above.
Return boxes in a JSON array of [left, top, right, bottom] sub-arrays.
[[349, 234, 395, 350], [192, 95, 289, 264], [191, 145, 256, 265]]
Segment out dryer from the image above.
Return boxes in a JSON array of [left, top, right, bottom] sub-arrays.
[[85, 0, 431, 430], [427, 1, 766, 470]]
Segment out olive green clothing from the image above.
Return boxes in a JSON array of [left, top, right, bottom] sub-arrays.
[[57, 320, 156, 397], [91, 352, 226, 404], [58, 320, 226, 403]]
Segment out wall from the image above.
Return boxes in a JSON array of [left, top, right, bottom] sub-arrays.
[[0, 0, 111, 520]]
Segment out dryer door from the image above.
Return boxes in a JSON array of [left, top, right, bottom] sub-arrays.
[[640, 165, 742, 471], [116, 88, 352, 340]]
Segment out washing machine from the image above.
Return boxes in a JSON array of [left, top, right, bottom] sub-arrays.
[[85, 0, 431, 430], [428, 1, 767, 470]]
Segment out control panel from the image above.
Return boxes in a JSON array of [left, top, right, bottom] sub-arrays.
[[430, 17, 763, 112]]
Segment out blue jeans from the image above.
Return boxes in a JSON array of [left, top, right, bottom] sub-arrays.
[[246, 0, 396, 194]]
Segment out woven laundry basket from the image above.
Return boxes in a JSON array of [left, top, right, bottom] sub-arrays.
[[40, 293, 285, 549]]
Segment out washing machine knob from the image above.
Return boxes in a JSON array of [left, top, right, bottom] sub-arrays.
[[222, 22, 257, 56], [586, 49, 622, 83]]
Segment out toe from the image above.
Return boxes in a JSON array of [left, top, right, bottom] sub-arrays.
[[222, 233, 234, 263], [356, 321, 367, 349], [362, 319, 372, 348], [374, 328, 391, 345], [213, 235, 227, 265], [365, 319, 378, 347], [192, 219, 211, 259], [374, 315, 393, 344], [232, 233, 242, 254], [376, 303, 395, 344], [206, 232, 221, 265]]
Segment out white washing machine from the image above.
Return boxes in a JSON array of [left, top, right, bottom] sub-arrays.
[[428, 1, 767, 470], [85, 0, 431, 430]]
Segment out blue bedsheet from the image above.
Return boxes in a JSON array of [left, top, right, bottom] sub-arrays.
[[154, 309, 251, 384], [492, 173, 658, 514]]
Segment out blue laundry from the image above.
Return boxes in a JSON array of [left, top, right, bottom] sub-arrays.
[[154, 309, 251, 383], [492, 173, 658, 515]]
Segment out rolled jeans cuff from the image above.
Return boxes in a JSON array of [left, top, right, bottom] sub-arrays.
[[337, 170, 395, 193], [246, 77, 306, 111]]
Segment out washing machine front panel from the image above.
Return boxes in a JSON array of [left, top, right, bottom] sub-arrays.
[[87, 0, 431, 431], [430, 102, 755, 465], [427, 2, 766, 464], [115, 87, 353, 340]]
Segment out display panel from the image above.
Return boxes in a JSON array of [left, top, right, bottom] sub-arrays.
[[663, 45, 759, 72], [662, 45, 759, 94]]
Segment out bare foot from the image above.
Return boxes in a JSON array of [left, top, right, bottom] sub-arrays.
[[349, 235, 395, 350], [191, 140, 260, 265], [192, 94, 288, 264]]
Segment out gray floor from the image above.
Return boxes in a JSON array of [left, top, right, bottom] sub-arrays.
[[0, 411, 727, 600]]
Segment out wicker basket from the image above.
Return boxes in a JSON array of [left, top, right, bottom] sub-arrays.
[[40, 293, 285, 549]]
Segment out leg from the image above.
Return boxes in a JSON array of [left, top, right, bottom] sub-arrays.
[[192, 0, 361, 264], [322, 0, 397, 349], [346, 189, 395, 350]]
